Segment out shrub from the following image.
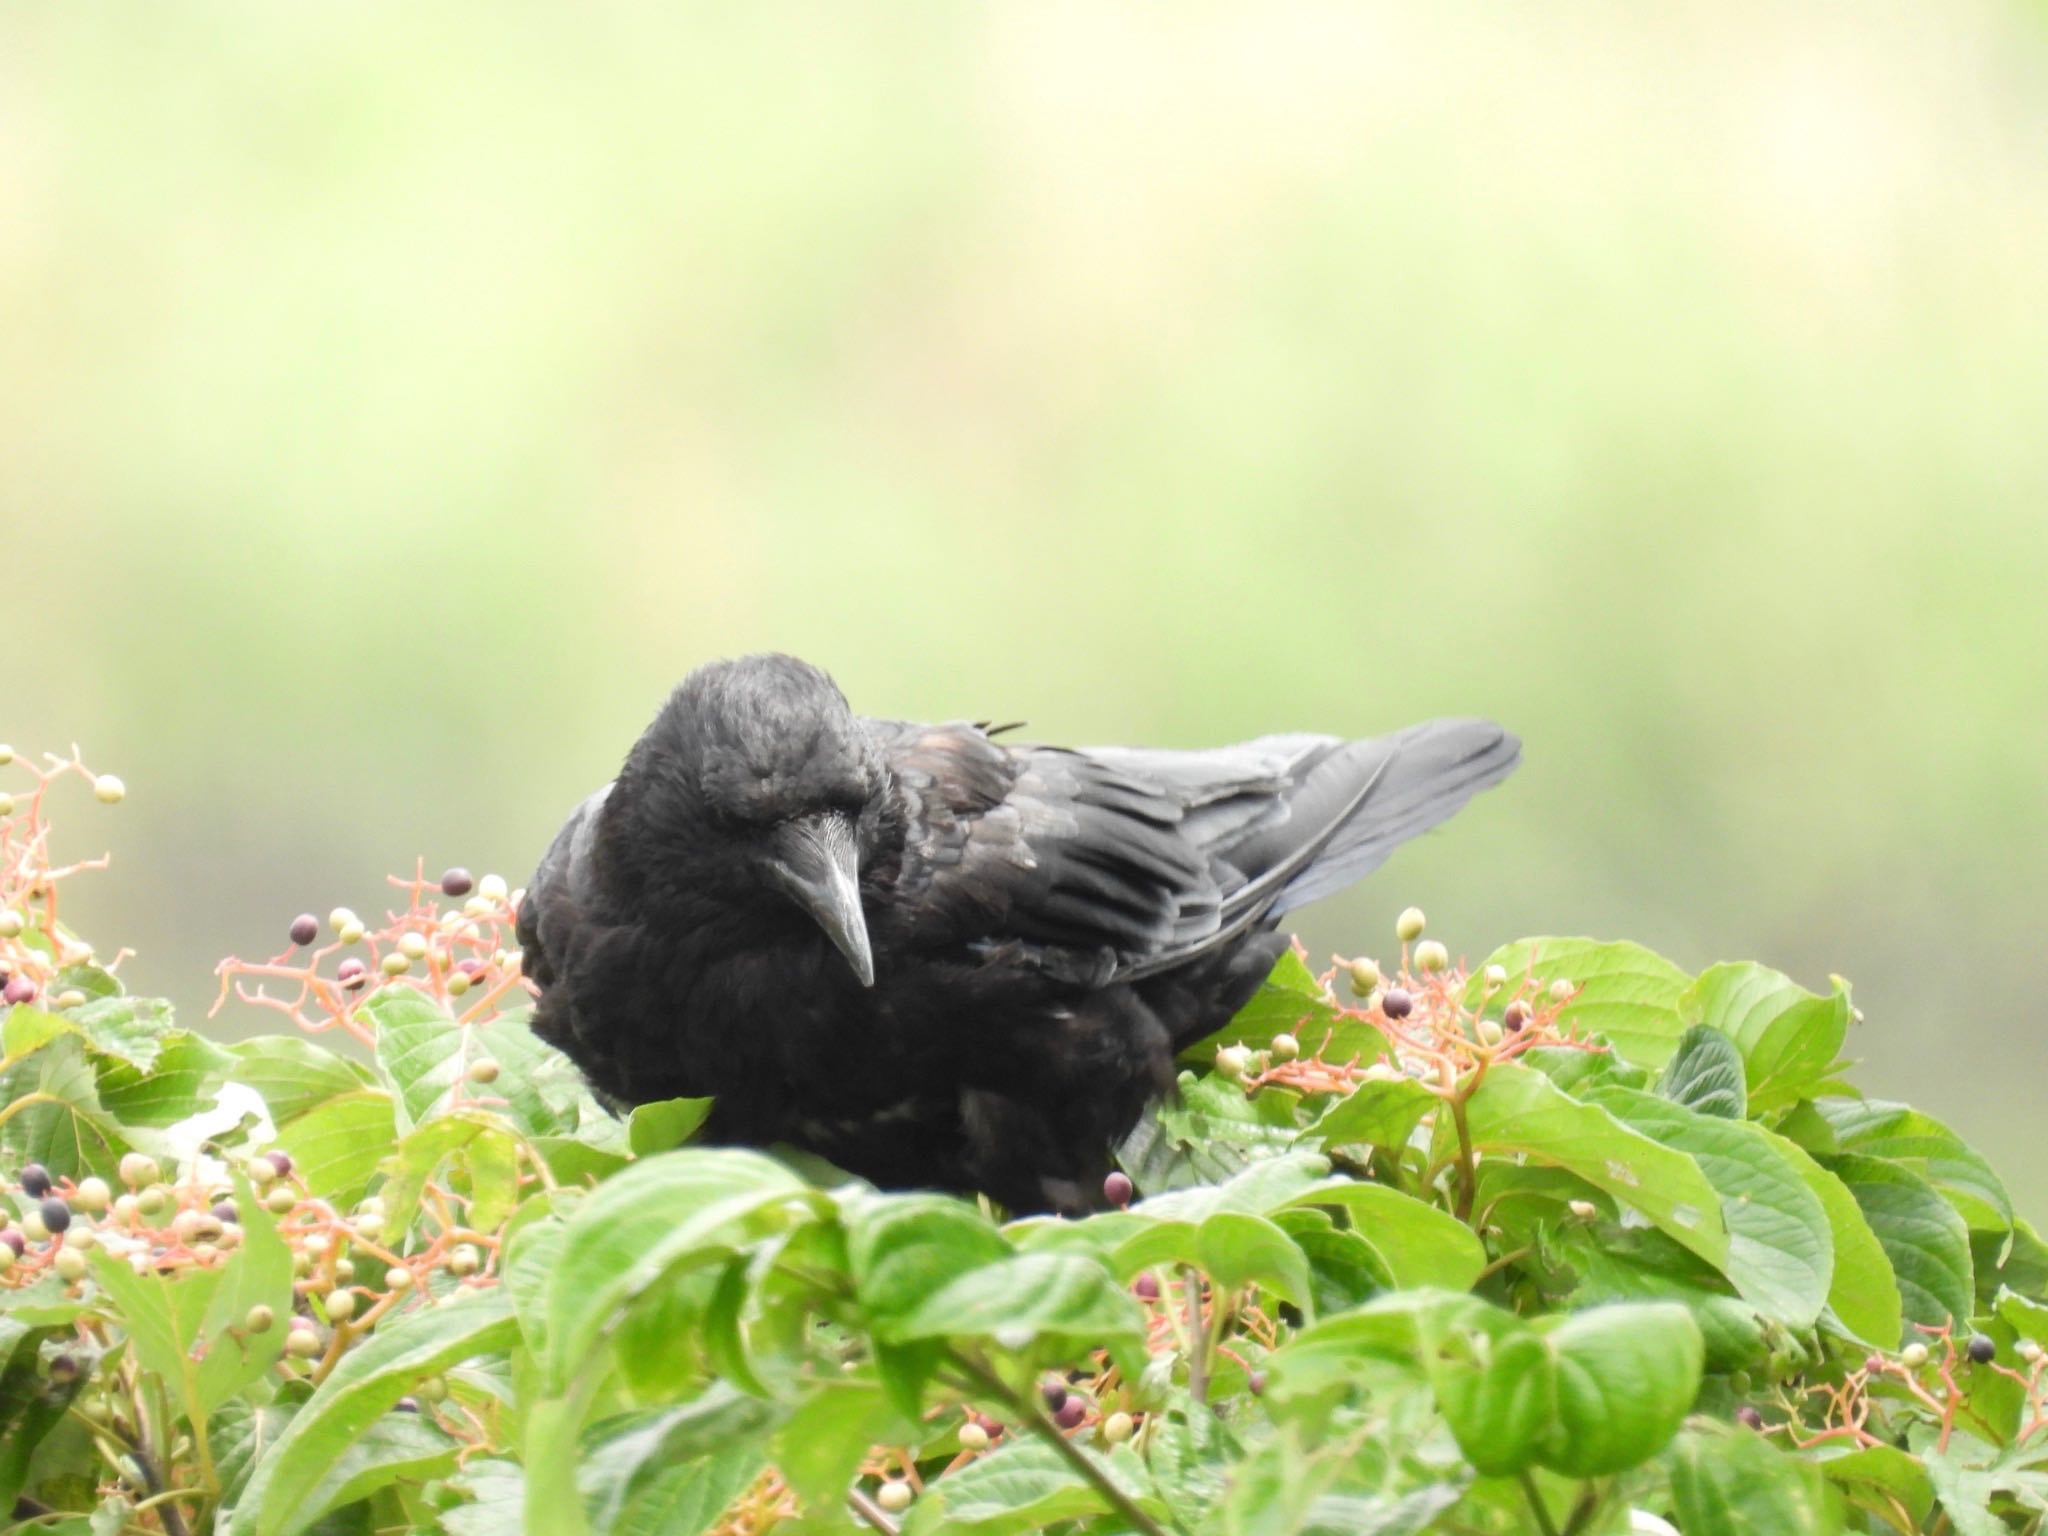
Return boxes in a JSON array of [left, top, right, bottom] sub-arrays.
[[4, 744, 2046, 1535]]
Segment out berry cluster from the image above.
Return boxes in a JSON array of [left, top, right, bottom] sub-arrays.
[[211, 862, 532, 1046], [1205, 907, 1594, 1114], [0, 743, 130, 1011]]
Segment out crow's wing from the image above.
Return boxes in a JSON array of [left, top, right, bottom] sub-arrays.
[[514, 785, 611, 990], [868, 718, 1519, 982]]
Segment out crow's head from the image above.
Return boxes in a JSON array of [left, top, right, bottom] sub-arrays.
[[607, 654, 886, 985]]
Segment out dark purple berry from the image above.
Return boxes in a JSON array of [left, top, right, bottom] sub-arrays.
[[3, 974, 35, 1006], [1380, 987, 1414, 1020], [289, 914, 320, 947], [21, 1163, 52, 1198], [456, 958, 486, 978], [1968, 1334, 1997, 1365], [440, 868, 474, 898], [1248, 1369, 1267, 1396], [1054, 1397, 1087, 1429], [1502, 1000, 1530, 1032], [39, 1197, 72, 1235], [395, 1395, 420, 1412], [1, 1230, 25, 1257], [1103, 1171, 1134, 1208], [1133, 1273, 1160, 1301], [265, 1150, 294, 1179], [1735, 1406, 1764, 1430], [336, 958, 367, 991], [1041, 1380, 1068, 1413], [212, 1200, 238, 1225], [48, 1353, 80, 1382]]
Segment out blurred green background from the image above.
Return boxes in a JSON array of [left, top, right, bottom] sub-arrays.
[[5, 5, 2046, 1205]]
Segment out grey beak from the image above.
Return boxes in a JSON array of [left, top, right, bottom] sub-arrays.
[[770, 812, 876, 988]]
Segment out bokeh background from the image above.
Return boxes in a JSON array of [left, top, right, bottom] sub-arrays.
[[5, 5, 2047, 1204]]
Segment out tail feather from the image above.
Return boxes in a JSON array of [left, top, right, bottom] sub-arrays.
[[1270, 719, 1519, 915]]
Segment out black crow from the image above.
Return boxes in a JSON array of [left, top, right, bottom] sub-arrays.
[[517, 654, 1518, 1213]]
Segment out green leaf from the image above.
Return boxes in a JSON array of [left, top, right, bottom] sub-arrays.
[[1282, 1180, 1487, 1292], [1668, 1423, 1843, 1534], [229, 1037, 372, 1126], [274, 1090, 397, 1207], [1681, 963, 1849, 1115], [626, 1096, 715, 1156], [1434, 1327, 1556, 1476], [233, 1287, 518, 1536], [1462, 1063, 1729, 1272], [1215, 1425, 1341, 1536], [95, 1029, 231, 1127], [1592, 1088, 1832, 1328], [1133, 1150, 1332, 1223], [1120, 1073, 1308, 1192], [1300, 1076, 1435, 1151], [1817, 1443, 1935, 1533], [212, 1392, 306, 1515], [86, 1249, 223, 1425], [0, 1033, 129, 1177], [885, 1252, 1146, 1358], [1659, 1024, 1747, 1118], [846, 1192, 1012, 1327], [1111, 1212, 1316, 1314], [578, 1391, 781, 1536], [1465, 938, 1691, 1067], [1819, 1100, 2014, 1233], [377, 1111, 521, 1240], [195, 1174, 297, 1411], [904, 1437, 1157, 1535], [289, 1412, 463, 1533], [770, 1379, 909, 1518], [543, 1148, 822, 1391], [1765, 1129, 1902, 1347], [62, 994, 177, 1070], [1824, 1151, 1974, 1338], [436, 1457, 524, 1536], [1536, 1301, 1704, 1476]]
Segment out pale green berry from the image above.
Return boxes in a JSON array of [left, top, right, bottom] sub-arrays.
[[54, 989, 86, 1010], [247, 1156, 277, 1187], [462, 896, 491, 919], [478, 874, 509, 903], [1395, 907, 1426, 942], [398, 932, 428, 961], [1414, 939, 1449, 973], [959, 1420, 990, 1451], [92, 774, 126, 804], [1270, 1033, 1300, 1062], [1102, 1410, 1134, 1444], [0, 910, 23, 939], [1901, 1342, 1930, 1369], [303, 1231, 331, 1256], [266, 1185, 298, 1214], [64, 1225, 96, 1250], [448, 1244, 481, 1277], [118, 1153, 160, 1190], [385, 1266, 413, 1291], [1475, 1018, 1503, 1046], [1213, 1046, 1252, 1082], [417, 1374, 448, 1402], [334, 1258, 355, 1283], [113, 1194, 139, 1221], [876, 1482, 913, 1515], [446, 970, 471, 997], [339, 920, 366, 946], [2020, 1339, 2042, 1364], [21, 1211, 48, 1242], [285, 1328, 323, 1359], [1567, 1199, 1597, 1221], [1548, 978, 1575, 1002], [54, 1246, 89, 1281], [0, 1247, 12, 1274], [1483, 964, 1508, 991], [1348, 957, 1381, 995], [245, 1304, 275, 1333], [353, 1214, 382, 1239], [324, 1288, 357, 1321], [329, 907, 358, 934], [466, 1057, 500, 1085], [380, 952, 411, 977], [74, 1176, 112, 1213], [0, 794, 14, 817], [0, 744, 12, 765], [137, 1185, 173, 1220]]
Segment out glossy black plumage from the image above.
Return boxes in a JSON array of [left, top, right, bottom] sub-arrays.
[[517, 654, 1519, 1213]]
